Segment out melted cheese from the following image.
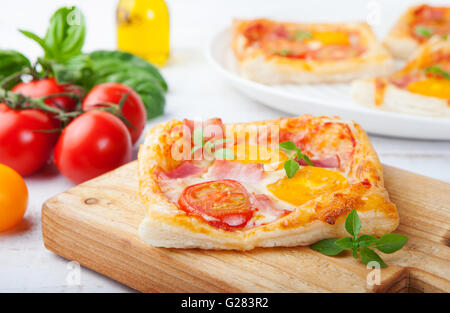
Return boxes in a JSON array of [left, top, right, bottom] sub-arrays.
[[407, 78, 450, 99]]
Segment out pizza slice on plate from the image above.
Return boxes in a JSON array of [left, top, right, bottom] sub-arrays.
[[231, 19, 394, 84], [138, 115, 399, 250], [384, 4, 450, 59], [351, 35, 450, 117]]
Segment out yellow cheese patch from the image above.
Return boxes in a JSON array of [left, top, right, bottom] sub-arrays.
[[312, 31, 350, 46], [407, 78, 450, 99], [267, 166, 348, 206], [233, 144, 287, 166]]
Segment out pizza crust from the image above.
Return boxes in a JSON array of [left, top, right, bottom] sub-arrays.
[[351, 79, 450, 117], [232, 19, 394, 84], [138, 116, 399, 250], [383, 5, 422, 59]]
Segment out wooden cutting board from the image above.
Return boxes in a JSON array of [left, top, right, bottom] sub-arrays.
[[41, 161, 450, 293]]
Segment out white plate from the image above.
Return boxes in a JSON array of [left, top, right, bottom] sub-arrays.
[[206, 27, 450, 140]]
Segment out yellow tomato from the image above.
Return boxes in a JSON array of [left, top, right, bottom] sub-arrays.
[[407, 78, 450, 99], [0, 164, 28, 232], [312, 31, 350, 45]]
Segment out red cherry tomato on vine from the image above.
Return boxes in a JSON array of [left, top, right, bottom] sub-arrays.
[[82, 83, 146, 144], [0, 104, 58, 176], [12, 78, 78, 111], [12, 78, 79, 126], [54, 110, 132, 184]]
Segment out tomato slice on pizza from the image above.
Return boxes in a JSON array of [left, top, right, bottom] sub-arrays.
[[178, 180, 254, 230]]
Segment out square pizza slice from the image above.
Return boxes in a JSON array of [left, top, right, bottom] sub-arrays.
[[231, 19, 394, 84], [351, 35, 450, 117], [384, 4, 450, 59], [138, 115, 399, 250]]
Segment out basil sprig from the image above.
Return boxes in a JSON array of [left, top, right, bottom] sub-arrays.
[[279, 141, 314, 178], [20, 7, 85, 63], [424, 65, 450, 79], [311, 209, 408, 268], [0, 50, 31, 88], [2, 6, 167, 120], [191, 128, 235, 160]]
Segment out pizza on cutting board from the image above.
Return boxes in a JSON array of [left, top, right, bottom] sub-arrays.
[[384, 4, 450, 59], [231, 19, 394, 84], [138, 115, 399, 250], [351, 35, 450, 117]]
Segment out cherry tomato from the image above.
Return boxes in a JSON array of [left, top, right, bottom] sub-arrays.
[[0, 164, 28, 232], [12, 78, 78, 112], [82, 83, 146, 144], [54, 110, 132, 184], [0, 104, 58, 176], [178, 180, 254, 230]]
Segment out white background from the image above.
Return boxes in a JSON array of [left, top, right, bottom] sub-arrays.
[[0, 0, 449, 292]]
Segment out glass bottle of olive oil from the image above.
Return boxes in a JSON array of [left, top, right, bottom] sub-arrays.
[[117, 0, 170, 66]]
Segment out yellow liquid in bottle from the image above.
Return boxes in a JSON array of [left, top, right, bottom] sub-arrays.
[[117, 0, 170, 66]]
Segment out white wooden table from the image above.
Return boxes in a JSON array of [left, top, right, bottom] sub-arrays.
[[0, 0, 448, 292]]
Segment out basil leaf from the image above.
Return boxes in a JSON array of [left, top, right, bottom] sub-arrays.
[[284, 159, 299, 178], [358, 234, 378, 247], [214, 148, 235, 160], [360, 247, 386, 268], [51, 54, 93, 87], [89, 50, 167, 91], [345, 209, 361, 238], [375, 233, 408, 254], [414, 26, 433, 38], [279, 141, 297, 152], [88, 50, 167, 119], [47, 7, 85, 60], [291, 30, 312, 41], [19, 30, 50, 54], [424, 66, 450, 79], [335, 237, 353, 249], [310, 238, 345, 256], [275, 49, 292, 56], [297, 150, 314, 166], [0, 50, 31, 88], [21, 7, 85, 63]]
